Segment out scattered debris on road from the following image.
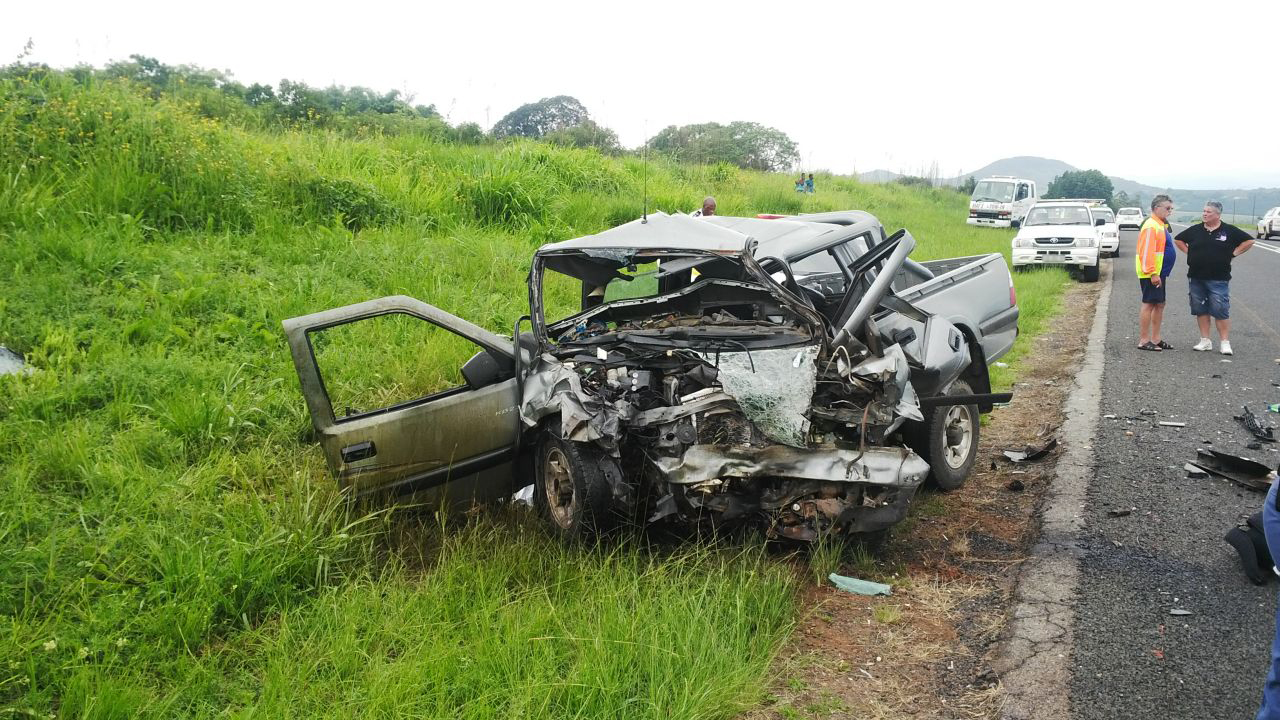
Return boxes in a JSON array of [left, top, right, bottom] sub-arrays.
[[1235, 406, 1276, 443], [1186, 449, 1274, 491], [1184, 463, 1209, 478], [1004, 478, 1025, 492], [1107, 508, 1133, 518], [1158, 421, 1186, 428], [1169, 609, 1193, 616], [828, 573, 892, 596]]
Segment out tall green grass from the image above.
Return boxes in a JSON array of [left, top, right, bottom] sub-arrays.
[[0, 68, 1069, 717]]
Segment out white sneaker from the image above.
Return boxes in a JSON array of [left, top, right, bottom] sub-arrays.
[[1220, 340, 1233, 356], [1192, 338, 1212, 351]]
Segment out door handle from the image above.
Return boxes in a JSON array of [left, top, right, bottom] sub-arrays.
[[341, 441, 377, 463]]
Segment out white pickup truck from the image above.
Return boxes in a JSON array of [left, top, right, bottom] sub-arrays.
[[1010, 199, 1110, 282]]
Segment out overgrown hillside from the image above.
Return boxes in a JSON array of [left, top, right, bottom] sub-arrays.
[[0, 67, 1069, 717]]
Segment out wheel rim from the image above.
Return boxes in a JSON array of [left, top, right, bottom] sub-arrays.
[[942, 405, 974, 469], [543, 447, 576, 529]]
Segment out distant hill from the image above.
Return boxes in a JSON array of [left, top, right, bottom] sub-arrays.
[[859, 156, 1280, 220]]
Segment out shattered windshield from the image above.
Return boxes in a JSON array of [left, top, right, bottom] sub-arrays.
[[535, 249, 815, 349]]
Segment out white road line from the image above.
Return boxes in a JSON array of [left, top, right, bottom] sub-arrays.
[[1250, 241, 1280, 257]]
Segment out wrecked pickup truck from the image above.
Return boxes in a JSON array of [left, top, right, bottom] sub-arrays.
[[283, 210, 1018, 543]]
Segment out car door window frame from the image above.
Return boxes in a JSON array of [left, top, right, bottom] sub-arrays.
[[303, 309, 509, 427]]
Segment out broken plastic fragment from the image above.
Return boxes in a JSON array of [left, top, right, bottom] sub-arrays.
[[0, 347, 31, 377], [1169, 609, 1193, 616], [1184, 463, 1209, 478], [1002, 437, 1058, 463], [1187, 449, 1274, 491], [512, 484, 534, 506], [1235, 406, 1275, 443], [828, 573, 892, 596], [1107, 508, 1133, 518], [1158, 422, 1186, 428]]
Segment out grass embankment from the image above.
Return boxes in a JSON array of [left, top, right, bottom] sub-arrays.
[[0, 69, 1071, 717]]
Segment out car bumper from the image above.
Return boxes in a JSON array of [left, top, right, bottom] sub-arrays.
[[968, 217, 1012, 228], [1100, 237, 1119, 252], [1118, 223, 1141, 230], [1012, 247, 1099, 267]]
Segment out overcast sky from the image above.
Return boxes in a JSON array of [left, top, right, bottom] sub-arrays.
[[7, 0, 1279, 189]]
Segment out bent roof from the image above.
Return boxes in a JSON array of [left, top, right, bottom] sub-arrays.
[[536, 211, 866, 258]]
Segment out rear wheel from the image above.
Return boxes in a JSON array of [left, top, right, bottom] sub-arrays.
[[1081, 263, 1100, 283], [905, 379, 979, 491], [534, 429, 619, 540]]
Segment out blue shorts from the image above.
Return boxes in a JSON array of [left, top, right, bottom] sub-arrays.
[[1188, 278, 1230, 319], [1139, 277, 1166, 304]]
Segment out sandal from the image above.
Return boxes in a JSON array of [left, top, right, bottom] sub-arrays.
[[1138, 342, 1162, 351], [1156, 340, 1173, 350]]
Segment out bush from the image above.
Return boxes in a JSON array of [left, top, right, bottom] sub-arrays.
[[296, 176, 401, 231]]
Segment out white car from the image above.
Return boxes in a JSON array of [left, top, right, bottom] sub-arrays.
[[1116, 207, 1145, 230], [1092, 206, 1120, 257], [1010, 201, 1105, 282], [1259, 207, 1280, 239]]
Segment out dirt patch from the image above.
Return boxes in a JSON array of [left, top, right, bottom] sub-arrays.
[[748, 279, 1101, 719]]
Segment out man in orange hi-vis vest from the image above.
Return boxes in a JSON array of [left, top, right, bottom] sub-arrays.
[[1134, 194, 1176, 351]]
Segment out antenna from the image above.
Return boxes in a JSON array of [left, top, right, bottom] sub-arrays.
[[642, 120, 649, 224]]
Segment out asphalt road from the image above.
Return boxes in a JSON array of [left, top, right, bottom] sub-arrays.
[[1069, 227, 1280, 718]]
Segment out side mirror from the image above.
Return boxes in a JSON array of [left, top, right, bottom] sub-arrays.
[[1095, 218, 1105, 226]]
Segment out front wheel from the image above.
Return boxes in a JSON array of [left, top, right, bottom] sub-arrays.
[[1081, 264, 1100, 283], [905, 379, 979, 491], [533, 430, 620, 541]]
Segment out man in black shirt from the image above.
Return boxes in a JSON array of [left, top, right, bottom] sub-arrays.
[[1173, 201, 1255, 355]]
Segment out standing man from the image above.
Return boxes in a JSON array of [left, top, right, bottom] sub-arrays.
[[1135, 195, 1176, 351], [1174, 201, 1254, 355], [805, 174, 815, 193]]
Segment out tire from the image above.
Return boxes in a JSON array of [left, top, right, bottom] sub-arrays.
[[1112, 246, 1121, 259], [1081, 263, 1100, 283], [533, 429, 619, 540], [905, 378, 979, 491]]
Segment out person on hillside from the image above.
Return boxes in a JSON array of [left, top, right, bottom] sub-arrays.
[[795, 175, 806, 192], [1134, 194, 1177, 351], [691, 196, 716, 217], [1174, 201, 1254, 355], [805, 174, 815, 193]]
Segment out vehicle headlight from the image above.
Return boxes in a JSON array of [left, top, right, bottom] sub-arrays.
[[1013, 237, 1032, 248], [1077, 237, 1096, 248], [1104, 231, 1118, 238]]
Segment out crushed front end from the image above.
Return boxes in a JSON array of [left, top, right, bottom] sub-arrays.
[[521, 214, 948, 541]]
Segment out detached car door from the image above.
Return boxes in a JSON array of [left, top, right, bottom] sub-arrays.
[[283, 295, 521, 505]]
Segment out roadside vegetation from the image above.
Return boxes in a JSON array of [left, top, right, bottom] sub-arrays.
[[0, 64, 1072, 717]]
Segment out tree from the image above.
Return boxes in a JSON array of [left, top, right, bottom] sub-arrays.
[[959, 175, 977, 195], [1045, 169, 1114, 202], [491, 95, 591, 139], [646, 121, 799, 171], [544, 119, 621, 153], [1111, 190, 1132, 211]]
